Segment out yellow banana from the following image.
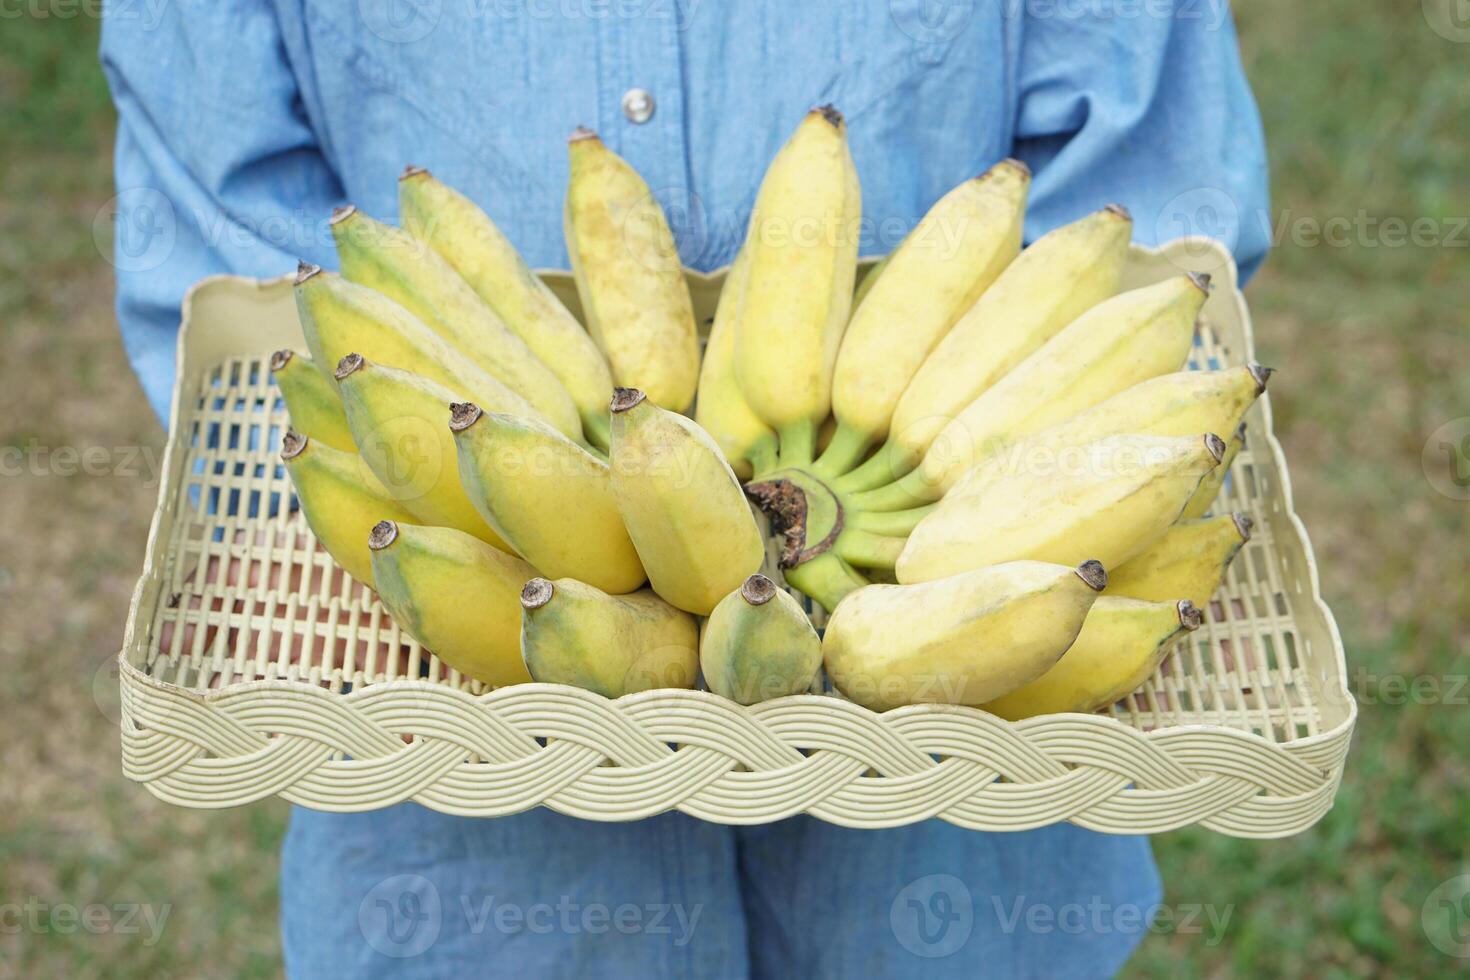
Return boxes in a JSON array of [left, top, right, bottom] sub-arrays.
[[819, 160, 1029, 475], [294, 265, 544, 424], [334, 354, 508, 551], [271, 350, 355, 452], [823, 560, 1107, 712], [838, 205, 1132, 492], [563, 129, 700, 411], [693, 245, 778, 478], [871, 364, 1270, 512], [1108, 512, 1251, 609], [734, 106, 860, 464], [368, 520, 534, 687], [450, 401, 645, 594], [903, 273, 1209, 500], [519, 577, 699, 696], [1182, 421, 1247, 518], [398, 166, 616, 448], [608, 388, 765, 614], [699, 574, 822, 704], [279, 431, 417, 588], [983, 597, 1201, 720], [331, 206, 583, 441], [897, 433, 1224, 583]]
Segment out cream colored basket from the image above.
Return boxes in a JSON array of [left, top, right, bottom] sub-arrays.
[[119, 239, 1354, 837]]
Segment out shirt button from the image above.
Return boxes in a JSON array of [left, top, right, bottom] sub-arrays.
[[622, 88, 655, 124]]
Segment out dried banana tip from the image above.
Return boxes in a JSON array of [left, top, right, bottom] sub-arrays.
[[280, 430, 308, 460], [270, 349, 294, 372], [368, 520, 398, 551], [1204, 432, 1227, 463], [1232, 512, 1254, 541], [1248, 362, 1274, 392], [1178, 600, 1204, 630], [609, 387, 646, 414], [741, 574, 778, 606], [448, 402, 483, 432], [1075, 560, 1108, 592], [521, 578, 555, 610], [334, 353, 366, 381], [329, 204, 358, 225], [400, 164, 429, 181], [294, 262, 322, 285]]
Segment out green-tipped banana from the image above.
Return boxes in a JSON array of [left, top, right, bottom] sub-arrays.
[[279, 431, 417, 588], [398, 167, 615, 448], [781, 553, 869, 614], [819, 160, 1029, 475], [868, 364, 1271, 513], [564, 130, 700, 412], [450, 402, 645, 594], [330, 206, 583, 441], [368, 520, 534, 687], [898, 433, 1224, 583], [838, 205, 1133, 492], [1182, 421, 1247, 518], [734, 106, 860, 463], [519, 577, 699, 696], [334, 354, 508, 550], [983, 597, 1201, 720], [699, 574, 822, 704], [1108, 512, 1251, 609], [293, 265, 544, 424], [271, 350, 355, 452], [896, 273, 1209, 502], [694, 245, 778, 478], [608, 388, 765, 615], [823, 560, 1107, 712]]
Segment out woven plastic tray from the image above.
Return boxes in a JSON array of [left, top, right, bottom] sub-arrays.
[[118, 239, 1354, 837]]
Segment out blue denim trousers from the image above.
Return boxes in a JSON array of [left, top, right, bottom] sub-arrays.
[[281, 804, 1159, 978]]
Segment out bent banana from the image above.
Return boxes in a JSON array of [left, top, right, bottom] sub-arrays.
[[898, 433, 1224, 583], [398, 167, 616, 448], [519, 577, 699, 696], [700, 574, 822, 704], [608, 388, 765, 614], [280, 431, 417, 588], [983, 597, 1201, 720], [1182, 421, 1247, 518], [734, 106, 860, 464], [839, 205, 1132, 491], [906, 273, 1209, 500], [334, 354, 508, 550], [294, 265, 544, 424], [368, 520, 534, 687], [271, 350, 355, 452], [331, 206, 583, 441], [822, 560, 1107, 712], [912, 364, 1270, 509], [694, 245, 778, 478], [450, 402, 645, 594], [820, 160, 1029, 474], [564, 130, 700, 411], [1107, 512, 1251, 609]]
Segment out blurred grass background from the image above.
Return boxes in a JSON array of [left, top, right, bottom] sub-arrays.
[[2, 3, 1466, 976]]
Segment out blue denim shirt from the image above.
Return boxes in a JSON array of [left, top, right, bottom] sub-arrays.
[[101, 1, 1267, 424]]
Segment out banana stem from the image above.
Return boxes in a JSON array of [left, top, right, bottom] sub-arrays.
[[775, 420, 817, 470], [811, 422, 872, 479], [833, 528, 905, 570], [783, 553, 867, 613], [831, 440, 914, 493], [845, 465, 943, 512], [845, 504, 935, 536], [747, 435, 780, 479]]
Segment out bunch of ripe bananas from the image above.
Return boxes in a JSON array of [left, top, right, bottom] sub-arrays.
[[276, 106, 1269, 717]]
